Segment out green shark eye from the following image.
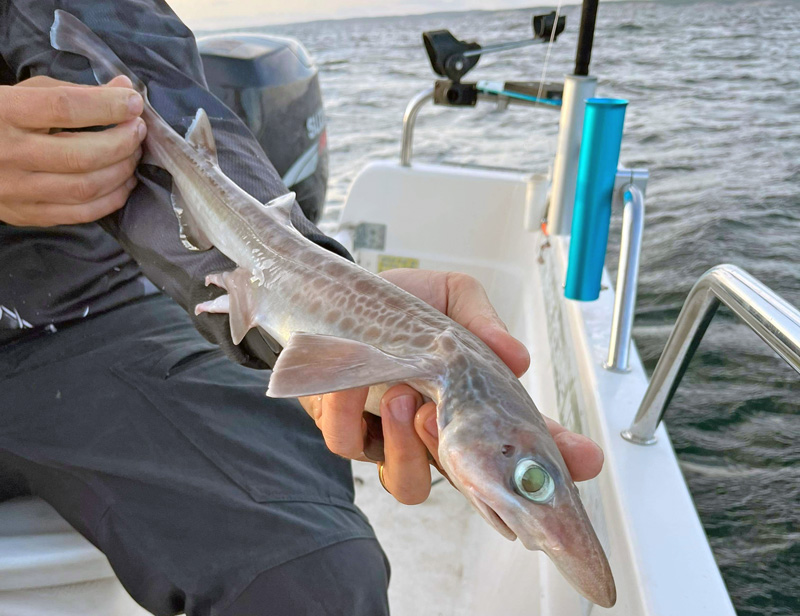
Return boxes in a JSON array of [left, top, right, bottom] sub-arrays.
[[514, 460, 554, 503]]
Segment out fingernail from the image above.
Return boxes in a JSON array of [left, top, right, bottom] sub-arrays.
[[125, 176, 138, 191], [387, 395, 416, 424], [310, 395, 323, 421], [134, 147, 143, 162], [128, 92, 143, 116], [424, 415, 438, 439], [136, 119, 147, 141]]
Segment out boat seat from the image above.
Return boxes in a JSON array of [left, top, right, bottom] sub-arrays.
[[0, 496, 151, 616]]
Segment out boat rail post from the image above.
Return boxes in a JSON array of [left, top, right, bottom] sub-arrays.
[[622, 264, 800, 445], [604, 174, 647, 372], [400, 87, 434, 167]]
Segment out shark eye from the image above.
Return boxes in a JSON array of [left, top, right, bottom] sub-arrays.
[[514, 460, 554, 503]]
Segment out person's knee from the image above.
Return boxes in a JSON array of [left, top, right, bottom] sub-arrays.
[[221, 538, 390, 616]]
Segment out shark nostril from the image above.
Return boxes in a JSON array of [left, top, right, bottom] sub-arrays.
[[501, 444, 515, 457]]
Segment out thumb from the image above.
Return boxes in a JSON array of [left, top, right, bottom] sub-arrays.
[[380, 386, 431, 505]]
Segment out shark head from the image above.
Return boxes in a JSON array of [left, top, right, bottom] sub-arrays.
[[437, 378, 616, 608]]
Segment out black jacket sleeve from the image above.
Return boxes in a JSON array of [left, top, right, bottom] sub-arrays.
[[0, 0, 351, 368]]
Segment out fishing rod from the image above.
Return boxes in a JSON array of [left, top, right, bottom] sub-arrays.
[[574, 0, 599, 76]]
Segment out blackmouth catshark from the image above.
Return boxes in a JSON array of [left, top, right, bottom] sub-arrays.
[[51, 9, 616, 607]]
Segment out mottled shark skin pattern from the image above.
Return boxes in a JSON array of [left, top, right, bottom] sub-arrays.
[[51, 10, 615, 607]]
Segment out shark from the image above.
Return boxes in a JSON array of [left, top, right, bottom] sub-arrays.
[[50, 9, 616, 607]]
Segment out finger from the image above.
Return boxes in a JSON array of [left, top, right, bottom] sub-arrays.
[[297, 395, 324, 422], [18, 75, 133, 90], [414, 402, 459, 490], [414, 402, 440, 466], [445, 273, 531, 377], [104, 75, 134, 89], [543, 416, 568, 437], [22, 118, 146, 173], [1, 83, 143, 129], [16, 76, 92, 89], [468, 318, 530, 378], [380, 269, 530, 377], [4, 177, 137, 226], [555, 431, 604, 482], [318, 387, 370, 459], [381, 385, 431, 504], [544, 417, 605, 482], [24, 148, 141, 204]]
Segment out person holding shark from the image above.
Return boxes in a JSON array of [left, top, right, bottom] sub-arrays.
[[0, 1, 606, 614]]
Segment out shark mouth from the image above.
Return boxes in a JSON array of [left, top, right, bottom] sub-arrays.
[[470, 492, 517, 541]]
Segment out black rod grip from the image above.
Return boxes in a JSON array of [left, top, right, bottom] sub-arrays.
[[574, 0, 599, 76]]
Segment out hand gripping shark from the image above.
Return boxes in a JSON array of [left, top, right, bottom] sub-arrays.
[[51, 10, 616, 607]]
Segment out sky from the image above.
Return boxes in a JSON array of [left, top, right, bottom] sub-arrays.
[[169, 0, 583, 30]]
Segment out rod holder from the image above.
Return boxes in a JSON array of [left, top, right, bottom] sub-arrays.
[[547, 75, 597, 236], [565, 98, 628, 301]]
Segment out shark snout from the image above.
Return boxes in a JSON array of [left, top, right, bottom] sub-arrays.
[[465, 476, 617, 608], [541, 540, 617, 608]]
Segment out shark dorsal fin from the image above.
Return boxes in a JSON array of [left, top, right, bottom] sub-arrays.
[[265, 192, 296, 219], [186, 108, 218, 160]]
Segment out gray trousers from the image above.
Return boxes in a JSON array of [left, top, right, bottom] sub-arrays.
[[0, 295, 390, 616]]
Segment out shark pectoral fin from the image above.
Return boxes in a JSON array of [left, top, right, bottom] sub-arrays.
[[267, 333, 427, 398], [171, 184, 214, 251], [185, 108, 218, 161]]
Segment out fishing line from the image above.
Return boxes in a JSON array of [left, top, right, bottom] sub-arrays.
[[535, 0, 563, 107], [534, 0, 564, 175]]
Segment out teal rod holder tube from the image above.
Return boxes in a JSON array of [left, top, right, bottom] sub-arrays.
[[565, 98, 628, 301]]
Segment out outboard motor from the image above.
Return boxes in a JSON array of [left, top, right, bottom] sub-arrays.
[[198, 34, 328, 224]]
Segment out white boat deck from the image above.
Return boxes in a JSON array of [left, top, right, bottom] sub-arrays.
[[353, 463, 473, 616]]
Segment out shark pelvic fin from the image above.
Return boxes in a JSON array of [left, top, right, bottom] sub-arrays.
[[185, 108, 218, 161], [196, 268, 258, 345], [171, 184, 213, 251], [267, 333, 428, 398]]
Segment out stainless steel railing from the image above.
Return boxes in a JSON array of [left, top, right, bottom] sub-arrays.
[[400, 88, 434, 167], [604, 183, 645, 372], [400, 87, 561, 167], [622, 264, 800, 445]]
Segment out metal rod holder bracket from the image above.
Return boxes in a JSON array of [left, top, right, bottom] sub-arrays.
[[603, 168, 648, 372]]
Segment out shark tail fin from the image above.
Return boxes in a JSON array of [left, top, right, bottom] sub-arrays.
[[50, 10, 147, 96]]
